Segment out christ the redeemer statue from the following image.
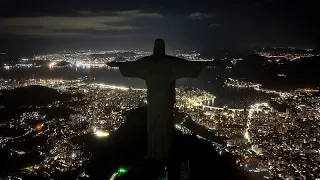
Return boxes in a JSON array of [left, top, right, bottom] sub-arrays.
[[109, 39, 214, 161]]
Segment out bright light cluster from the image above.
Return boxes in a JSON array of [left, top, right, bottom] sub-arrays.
[[94, 130, 110, 138]]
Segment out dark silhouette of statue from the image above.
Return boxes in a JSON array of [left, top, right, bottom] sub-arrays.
[[109, 39, 214, 161]]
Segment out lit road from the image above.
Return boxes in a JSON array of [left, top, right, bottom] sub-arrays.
[[244, 108, 253, 143]]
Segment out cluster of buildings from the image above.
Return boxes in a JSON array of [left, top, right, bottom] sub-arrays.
[[225, 78, 262, 89], [255, 50, 315, 61], [0, 78, 208, 178], [0, 77, 319, 179], [179, 87, 320, 179]]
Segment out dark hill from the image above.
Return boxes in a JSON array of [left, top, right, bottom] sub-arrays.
[[229, 54, 320, 90], [230, 54, 268, 81], [0, 85, 70, 107], [312, 48, 320, 54], [55, 61, 71, 67], [278, 56, 320, 88]]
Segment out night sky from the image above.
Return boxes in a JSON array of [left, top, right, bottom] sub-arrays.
[[0, 0, 319, 52]]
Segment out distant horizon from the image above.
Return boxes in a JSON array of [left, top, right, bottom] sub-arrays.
[[1, 38, 318, 59]]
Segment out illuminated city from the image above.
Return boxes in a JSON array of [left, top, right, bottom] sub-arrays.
[[2, 50, 211, 71], [255, 51, 315, 61], [1, 61, 320, 179], [0, 44, 320, 179]]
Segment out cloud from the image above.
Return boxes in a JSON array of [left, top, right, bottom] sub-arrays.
[[0, 10, 162, 37], [209, 23, 220, 28], [189, 12, 215, 20], [111, 10, 162, 18], [77, 10, 162, 18]]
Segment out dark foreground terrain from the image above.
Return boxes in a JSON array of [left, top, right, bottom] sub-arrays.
[[85, 107, 249, 179]]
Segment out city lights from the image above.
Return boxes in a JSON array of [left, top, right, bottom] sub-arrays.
[[94, 130, 110, 138], [0, 46, 320, 179]]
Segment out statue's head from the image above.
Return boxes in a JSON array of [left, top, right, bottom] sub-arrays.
[[153, 39, 165, 56]]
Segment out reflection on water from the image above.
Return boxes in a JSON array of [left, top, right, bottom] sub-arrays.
[[0, 67, 145, 88]]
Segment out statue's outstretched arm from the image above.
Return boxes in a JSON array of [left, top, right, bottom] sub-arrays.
[[108, 57, 150, 79], [174, 58, 216, 79]]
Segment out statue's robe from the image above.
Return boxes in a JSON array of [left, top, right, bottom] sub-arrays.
[[117, 55, 206, 160]]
